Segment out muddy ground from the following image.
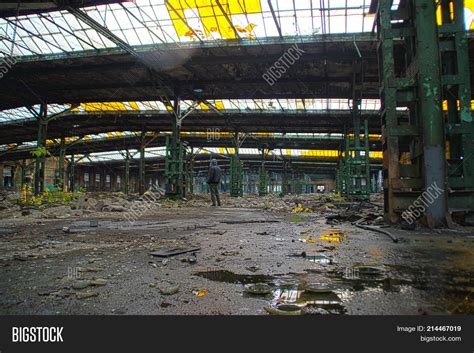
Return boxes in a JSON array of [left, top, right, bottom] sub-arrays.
[[1, 198, 473, 315]]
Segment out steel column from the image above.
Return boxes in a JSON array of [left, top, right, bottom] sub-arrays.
[[138, 131, 146, 195], [124, 150, 130, 195], [415, 0, 447, 226], [34, 104, 47, 195], [230, 132, 243, 197]]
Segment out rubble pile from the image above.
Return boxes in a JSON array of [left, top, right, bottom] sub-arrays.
[[0, 190, 167, 219], [325, 200, 384, 225], [0, 190, 22, 217], [0, 188, 384, 225]]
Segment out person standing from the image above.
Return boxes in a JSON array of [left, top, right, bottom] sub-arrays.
[[207, 159, 222, 206]]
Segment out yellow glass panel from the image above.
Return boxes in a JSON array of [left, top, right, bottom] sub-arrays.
[[214, 100, 225, 110], [80, 102, 127, 111], [166, 0, 261, 40], [128, 102, 140, 111], [200, 102, 210, 110]]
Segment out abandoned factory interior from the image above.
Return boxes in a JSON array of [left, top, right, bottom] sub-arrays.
[[1, 0, 474, 320]]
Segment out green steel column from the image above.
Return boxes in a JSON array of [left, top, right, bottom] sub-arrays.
[[352, 97, 361, 196], [57, 137, 65, 191], [33, 123, 42, 195], [378, 0, 402, 223], [364, 118, 370, 196], [440, 0, 474, 219], [281, 161, 288, 196], [34, 104, 47, 195], [138, 132, 146, 195], [187, 147, 194, 194], [258, 149, 268, 196], [415, 0, 447, 226], [20, 160, 26, 191], [258, 163, 267, 196], [451, 0, 474, 186], [124, 150, 130, 195], [344, 126, 350, 195], [230, 132, 243, 197], [69, 153, 75, 193], [442, 2, 461, 165], [165, 98, 185, 198]]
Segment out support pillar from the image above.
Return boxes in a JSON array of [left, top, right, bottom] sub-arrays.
[[440, 0, 474, 223], [415, 0, 447, 226], [186, 147, 194, 194], [340, 61, 370, 200], [138, 132, 146, 195], [20, 160, 26, 191], [375, 0, 461, 226], [124, 150, 130, 195], [281, 161, 289, 196], [230, 132, 243, 197], [57, 137, 65, 191], [34, 104, 47, 195], [69, 153, 75, 193], [258, 149, 268, 196], [165, 98, 185, 198]]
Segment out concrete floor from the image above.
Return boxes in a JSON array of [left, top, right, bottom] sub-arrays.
[[1, 203, 473, 315]]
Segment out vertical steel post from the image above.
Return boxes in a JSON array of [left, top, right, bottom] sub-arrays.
[[138, 131, 146, 195], [57, 137, 65, 191], [34, 104, 47, 195], [124, 149, 130, 195], [258, 149, 268, 196], [415, 0, 447, 226], [230, 132, 243, 197], [69, 153, 75, 193]]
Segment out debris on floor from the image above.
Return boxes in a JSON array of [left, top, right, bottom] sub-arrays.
[[1, 192, 473, 316], [157, 281, 180, 295], [150, 247, 201, 257], [192, 289, 207, 297]]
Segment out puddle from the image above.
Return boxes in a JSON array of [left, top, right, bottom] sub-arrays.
[[267, 287, 345, 314], [197, 265, 474, 314], [196, 269, 346, 314], [305, 254, 333, 264], [195, 270, 275, 284], [198, 258, 474, 315], [272, 288, 341, 306]]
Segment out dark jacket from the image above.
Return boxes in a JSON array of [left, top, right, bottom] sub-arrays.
[[207, 164, 222, 184]]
